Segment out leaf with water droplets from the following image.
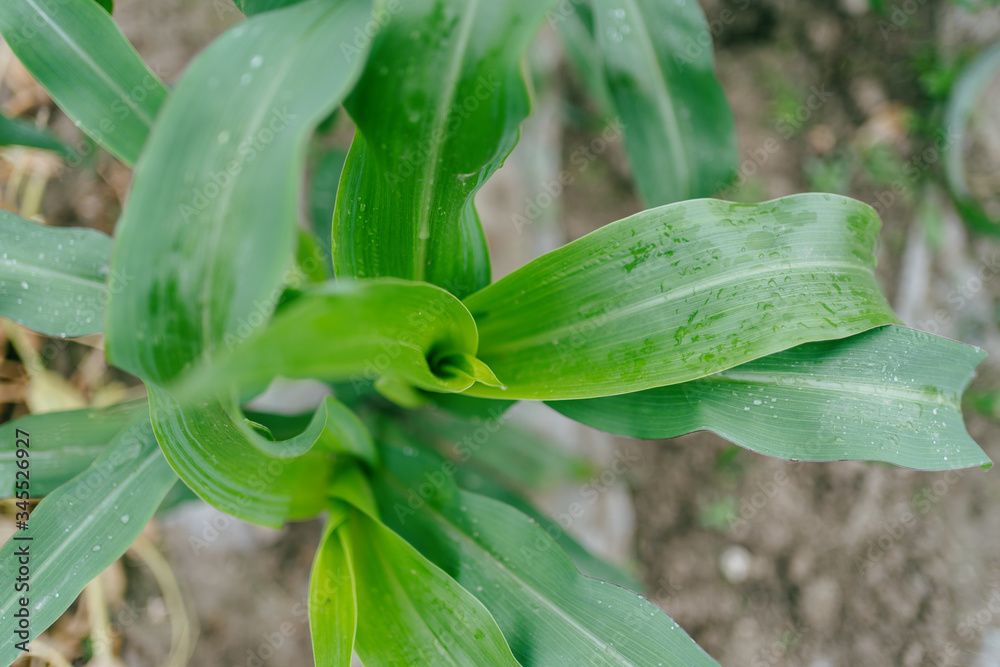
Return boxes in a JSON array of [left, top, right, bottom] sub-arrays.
[[462, 195, 900, 400], [0, 401, 147, 497], [372, 440, 722, 666], [0, 0, 166, 165], [332, 0, 553, 298], [552, 326, 992, 471], [0, 210, 112, 338], [321, 501, 522, 666], [0, 416, 176, 666]]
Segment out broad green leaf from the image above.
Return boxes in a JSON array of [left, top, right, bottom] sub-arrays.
[[181, 279, 497, 400], [91, 0, 113, 14], [0, 401, 147, 497], [148, 387, 376, 527], [102, 0, 377, 527], [342, 507, 521, 666], [106, 0, 372, 384], [552, 326, 992, 471], [0, 112, 71, 155], [309, 505, 357, 667], [462, 195, 899, 400], [403, 409, 597, 492], [944, 41, 1000, 235], [0, 0, 167, 166], [380, 421, 643, 590], [373, 443, 721, 667], [591, 0, 737, 204], [0, 211, 112, 338], [333, 0, 554, 298], [0, 417, 177, 666]]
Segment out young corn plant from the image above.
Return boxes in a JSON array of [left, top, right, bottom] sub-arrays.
[[0, 0, 992, 664]]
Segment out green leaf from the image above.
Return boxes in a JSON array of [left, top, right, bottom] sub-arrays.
[[943, 41, 1000, 235], [372, 443, 721, 666], [552, 2, 614, 114], [309, 505, 357, 667], [341, 507, 521, 666], [462, 195, 900, 400], [0, 401, 147, 497], [235, 0, 310, 15], [102, 0, 378, 528], [0, 0, 167, 166], [307, 145, 348, 276], [0, 211, 112, 338], [381, 421, 643, 590], [181, 279, 492, 400], [552, 325, 992, 471], [148, 387, 377, 527], [106, 0, 372, 384], [590, 0, 737, 204], [332, 0, 554, 298], [0, 112, 71, 155], [403, 409, 598, 492], [0, 417, 177, 666], [91, 0, 113, 14]]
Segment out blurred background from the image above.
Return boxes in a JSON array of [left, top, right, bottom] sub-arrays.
[[2, 0, 1000, 665]]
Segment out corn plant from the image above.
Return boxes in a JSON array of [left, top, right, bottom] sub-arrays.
[[0, 0, 992, 664]]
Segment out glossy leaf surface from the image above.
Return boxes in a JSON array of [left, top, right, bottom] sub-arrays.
[[309, 505, 357, 667], [106, 0, 372, 383], [345, 507, 521, 666], [373, 443, 721, 666], [0, 401, 147, 497], [333, 0, 554, 297], [463, 195, 899, 400], [0, 418, 176, 667], [148, 387, 369, 527], [0, 0, 166, 165], [552, 326, 991, 471], [182, 279, 495, 399], [0, 211, 112, 338], [591, 0, 737, 204]]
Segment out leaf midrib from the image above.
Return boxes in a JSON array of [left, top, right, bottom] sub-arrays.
[[23, 0, 156, 133], [2, 258, 108, 294], [382, 473, 639, 667], [478, 258, 876, 355], [615, 0, 688, 196], [413, 0, 480, 281], [0, 442, 166, 620]]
